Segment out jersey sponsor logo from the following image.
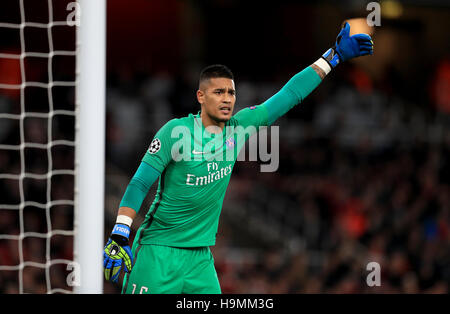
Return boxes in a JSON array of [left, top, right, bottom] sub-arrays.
[[192, 149, 205, 155], [148, 138, 161, 154], [186, 164, 232, 186]]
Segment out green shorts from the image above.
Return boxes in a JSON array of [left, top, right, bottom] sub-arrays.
[[122, 244, 221, 294]]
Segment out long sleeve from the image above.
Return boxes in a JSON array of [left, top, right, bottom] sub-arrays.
[[262, 66, 322, 126], [118, 161, 160, 213]]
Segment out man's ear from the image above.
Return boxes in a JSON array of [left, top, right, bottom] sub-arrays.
[[197, 89, 204, 105]]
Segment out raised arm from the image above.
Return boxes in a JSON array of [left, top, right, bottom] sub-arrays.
[[262, 22, 373, 126]]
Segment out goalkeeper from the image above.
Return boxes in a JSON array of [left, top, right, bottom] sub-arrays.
[[103, 22, 373, 293]]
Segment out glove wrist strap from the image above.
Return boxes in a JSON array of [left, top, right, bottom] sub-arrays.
[[111, 223, 130, 240], [322, 47, 340, 68]]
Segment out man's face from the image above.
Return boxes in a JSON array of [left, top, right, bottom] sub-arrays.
[[197, 77, 236, 123]]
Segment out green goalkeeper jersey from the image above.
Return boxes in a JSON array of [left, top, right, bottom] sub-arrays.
[[136, 106, 268, 247]]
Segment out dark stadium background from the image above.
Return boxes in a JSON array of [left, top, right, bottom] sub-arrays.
[[0, 0, 449, 294]]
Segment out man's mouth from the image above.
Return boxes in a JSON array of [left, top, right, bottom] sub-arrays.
[[219, 106, 231, 114]]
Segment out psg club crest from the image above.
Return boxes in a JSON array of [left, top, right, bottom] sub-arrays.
[[225, 137, 236, 149], [148, 138, 161, 154]]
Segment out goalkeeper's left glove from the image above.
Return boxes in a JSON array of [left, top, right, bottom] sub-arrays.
[[321, 22, 374, 68], [103, 222, 133, 283]]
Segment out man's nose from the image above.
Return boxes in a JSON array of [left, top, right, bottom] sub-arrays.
[[222, 94, 232, 103]]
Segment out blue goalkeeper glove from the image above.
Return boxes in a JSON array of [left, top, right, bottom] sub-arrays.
[[322, 22, 374, 68], [103, 223, 133, 282]]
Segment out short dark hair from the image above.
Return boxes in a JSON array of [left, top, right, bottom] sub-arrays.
[[199, 64, 234, 85]]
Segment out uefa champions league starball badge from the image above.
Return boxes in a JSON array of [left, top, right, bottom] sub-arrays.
[[148, 138, 161, 154]]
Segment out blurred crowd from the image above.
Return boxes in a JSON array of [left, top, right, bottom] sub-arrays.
[[214, 128, 449, 294]]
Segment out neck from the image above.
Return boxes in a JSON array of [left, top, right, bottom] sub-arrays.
[[200, 111, 225, 134]]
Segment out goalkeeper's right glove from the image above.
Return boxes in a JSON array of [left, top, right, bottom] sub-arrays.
[[103, 223, 133, 282]]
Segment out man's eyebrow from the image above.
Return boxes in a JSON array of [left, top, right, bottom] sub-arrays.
[[213, 88, 235, 92]]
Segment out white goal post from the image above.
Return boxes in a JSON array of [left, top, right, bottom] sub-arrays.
[[74, 0, 106, 294]]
